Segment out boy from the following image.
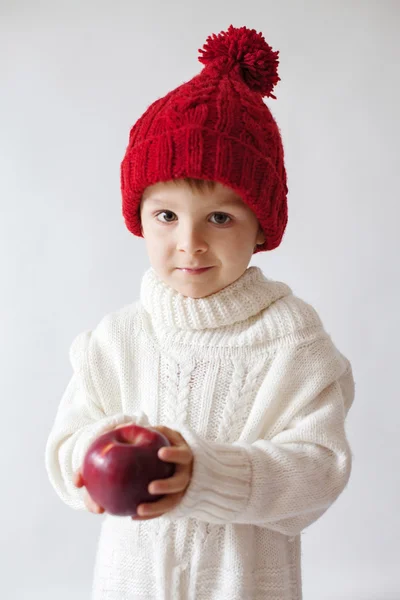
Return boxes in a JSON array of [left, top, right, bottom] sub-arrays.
[[45, 25, 354, 599]]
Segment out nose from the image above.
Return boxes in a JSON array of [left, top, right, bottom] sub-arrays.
[[176, 227, 208, 254]]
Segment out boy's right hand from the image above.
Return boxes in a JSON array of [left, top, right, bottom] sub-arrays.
[[73, 470, 105, 514], [73, 422, 136, 515]]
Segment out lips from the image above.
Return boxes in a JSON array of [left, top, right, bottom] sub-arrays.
[[179, 267, 212, 274]]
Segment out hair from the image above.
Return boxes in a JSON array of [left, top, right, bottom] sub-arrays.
[[173, 177, 217, 192]]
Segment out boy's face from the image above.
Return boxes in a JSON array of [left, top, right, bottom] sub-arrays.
[[139, 180, 265, 299]]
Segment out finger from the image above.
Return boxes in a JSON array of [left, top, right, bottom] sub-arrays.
[[84, 492, 96, 513], [137, 492, 183, 517], [158, 446, 192, 465], [85, 491, 105, 514], [89, 502, 105, 514], [73, 470, 84, 488], [153, 426, 186, 447], [131, 512, 164, 521], [74, 471, 103, 513], [149, 471, 190, 495]]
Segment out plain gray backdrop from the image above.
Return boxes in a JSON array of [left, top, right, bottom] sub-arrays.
[[2, 1, 399, 598]]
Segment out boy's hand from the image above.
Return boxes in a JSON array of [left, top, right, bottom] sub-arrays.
[[73, 470, 105, 514], [132, 425, 194, 521], [72, 423, 194, 520]]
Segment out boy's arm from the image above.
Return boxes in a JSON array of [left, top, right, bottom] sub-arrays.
[[164, 337, 355, 538], [45, 330, 149, 511]]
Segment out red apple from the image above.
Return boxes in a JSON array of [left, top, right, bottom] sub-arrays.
[[81, 424, 175, 516]]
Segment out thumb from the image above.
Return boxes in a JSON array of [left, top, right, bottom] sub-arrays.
[[73, 470, 84, 487]]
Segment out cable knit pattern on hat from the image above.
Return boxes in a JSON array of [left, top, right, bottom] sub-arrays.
[[45, 265, 354, 600]]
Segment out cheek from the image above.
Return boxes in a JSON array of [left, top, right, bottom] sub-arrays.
[[145, 236, 171, 263], [217, 231, 252, 251]]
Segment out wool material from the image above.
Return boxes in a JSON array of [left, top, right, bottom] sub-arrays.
[[45, 266, 354, 599]]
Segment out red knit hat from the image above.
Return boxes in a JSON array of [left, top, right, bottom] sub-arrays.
[[121, 25, 288, 253]]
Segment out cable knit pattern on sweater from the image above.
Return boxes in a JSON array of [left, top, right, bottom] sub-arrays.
[[45, 266, 355, 600]]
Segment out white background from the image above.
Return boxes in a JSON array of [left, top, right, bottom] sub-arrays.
[[2, 1, 399, 598]]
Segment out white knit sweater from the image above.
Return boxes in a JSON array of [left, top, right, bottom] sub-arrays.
[[45, 266, 354, 600]]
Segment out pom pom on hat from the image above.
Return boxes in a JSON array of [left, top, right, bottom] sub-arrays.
[[198, 24, 280, 98]]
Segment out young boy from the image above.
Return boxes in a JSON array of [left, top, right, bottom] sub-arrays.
[[45, 25, 355, 600]]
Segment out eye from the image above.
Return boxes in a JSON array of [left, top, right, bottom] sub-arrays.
[[155, 210, 176, 223], [155, 211, 232, 225], [210, 213, 231, 225]]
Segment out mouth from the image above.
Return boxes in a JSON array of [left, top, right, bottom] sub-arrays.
[[178, 267, 213, 274]]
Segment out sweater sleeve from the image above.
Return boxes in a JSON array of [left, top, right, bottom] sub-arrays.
[[45, 329, 150, 511], [166, 337, 355, 537]]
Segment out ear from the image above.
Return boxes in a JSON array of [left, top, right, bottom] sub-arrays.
[[256, 227, 265, 246]]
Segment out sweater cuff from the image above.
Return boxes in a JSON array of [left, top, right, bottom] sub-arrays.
[[166, 425, 252, 522]]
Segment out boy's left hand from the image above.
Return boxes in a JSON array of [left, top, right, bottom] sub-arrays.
[[132, 425, 193, 521]]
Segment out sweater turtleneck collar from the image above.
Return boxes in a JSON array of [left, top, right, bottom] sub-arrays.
[[140, 266, 292, 331]]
